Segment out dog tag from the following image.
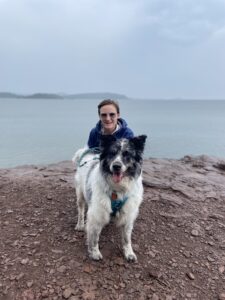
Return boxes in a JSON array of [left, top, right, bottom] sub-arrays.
[[111, 192, 118, 201]]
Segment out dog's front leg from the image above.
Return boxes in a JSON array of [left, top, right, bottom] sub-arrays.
[[87, 224, 103, 260], [87, 211, 109, 261], [121, 223, 137, 262]]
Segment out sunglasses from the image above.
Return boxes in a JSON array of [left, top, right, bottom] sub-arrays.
[[100, 113, 117, 118]]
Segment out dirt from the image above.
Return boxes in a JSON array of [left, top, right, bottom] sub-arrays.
[[1, 156, 225, 300]]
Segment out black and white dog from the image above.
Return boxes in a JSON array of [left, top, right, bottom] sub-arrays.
[[72, 135, 147, 261]]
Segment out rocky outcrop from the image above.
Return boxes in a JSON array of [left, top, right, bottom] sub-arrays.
[[0, 155, 225, 299]]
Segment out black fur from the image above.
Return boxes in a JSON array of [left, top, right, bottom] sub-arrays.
[[99, 135, 147, 180]]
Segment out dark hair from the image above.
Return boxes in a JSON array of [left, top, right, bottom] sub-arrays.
[[98, 99, 120, 115]]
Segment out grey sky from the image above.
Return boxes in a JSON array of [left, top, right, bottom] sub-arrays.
[[1, 0, 225, 99]]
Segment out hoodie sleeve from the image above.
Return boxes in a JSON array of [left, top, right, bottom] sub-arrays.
[[123, 128, 134, 139], [87, 128, 99, 148]]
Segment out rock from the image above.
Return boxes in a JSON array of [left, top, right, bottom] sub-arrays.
[[152, 294, 160, 300], [57, 265, 67, 273], [21, 289, 35, 300], [41, 290, 49, 298], [165, 296, 173, 300], [63, 288, 75, 299], [26, 280, 34, 288], [16, 273, 25, 281], [219, 293, 225, 300], [191, 229, 199, 237], [186, 272, 195, 280], [1, 157, 225, 300], [21, 258, 29, 265]]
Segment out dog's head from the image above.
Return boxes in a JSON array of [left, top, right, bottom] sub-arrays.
[[99, 135, 147, 184]]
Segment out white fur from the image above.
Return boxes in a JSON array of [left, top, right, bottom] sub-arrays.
[[73, 147, 144, 262]]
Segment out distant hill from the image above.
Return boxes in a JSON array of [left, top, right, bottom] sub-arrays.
[[0, 92, 128, 100], [66, 92, 127, 99], [0, 92, 23, 98], [25, 93, 63, 99]]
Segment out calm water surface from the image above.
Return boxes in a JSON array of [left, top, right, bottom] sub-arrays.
[[0, 98, 225, 168]]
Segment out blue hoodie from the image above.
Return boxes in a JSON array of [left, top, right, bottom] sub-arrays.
[[87, 118, 134, 149]]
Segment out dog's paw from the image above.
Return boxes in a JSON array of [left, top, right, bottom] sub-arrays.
[[125, 252, 137, 262], [89, 249, 103, 261], [123, 245, 137, 262], [75, 223, 85, 231]]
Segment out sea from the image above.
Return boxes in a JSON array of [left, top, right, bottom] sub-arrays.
[[0, 98, 225, 168]]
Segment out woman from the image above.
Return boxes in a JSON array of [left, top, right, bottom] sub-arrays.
[[88, 99, 134, 148]]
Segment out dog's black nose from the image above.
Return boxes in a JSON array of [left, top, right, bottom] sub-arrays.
[[112, 163, 122, 172]]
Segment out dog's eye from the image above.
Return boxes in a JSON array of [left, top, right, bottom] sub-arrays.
[[122, 151, 130, 157]]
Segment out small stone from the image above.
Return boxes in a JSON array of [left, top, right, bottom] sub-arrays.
[[21, 289, 35, 300], [57, 265, 67, 273], [207, 256, 215, 262], [41, 290, 49, 298], [183, 251, 191, 258], [152, 294, 159, 300], [27, 280, 34, 288], [114, 257, 125, 266], [16, 273, 25, 281], [21, 258, 29, 265], [147, 250, 156, 258], [33, 241, 41, 246], [51, 249, 63, 254], [219, 293, 225, 300], [191, 229, 199, 237], [219, 266, 225, 274], [208, 241, 215, 246], [49, 288, 55, 295], [63, 288, 74, 299], [186, 272, 195, 280], [83, 265, 93, 274], [9, 275, 17, 281]]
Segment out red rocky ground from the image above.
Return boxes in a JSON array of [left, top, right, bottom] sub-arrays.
[[1, 156, 225, 300]]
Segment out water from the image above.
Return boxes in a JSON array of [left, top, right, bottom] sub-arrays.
[[0, 98, 225, 168]]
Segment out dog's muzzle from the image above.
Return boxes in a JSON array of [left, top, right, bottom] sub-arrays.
[[112, 162, 122, 172], [112, 162, 124, 183]]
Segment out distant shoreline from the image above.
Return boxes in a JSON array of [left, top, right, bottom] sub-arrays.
[[0, 92, 128, 100], [1, 92, 225, 101]]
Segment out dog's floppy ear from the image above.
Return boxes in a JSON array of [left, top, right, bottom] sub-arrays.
[[130, 135, 147, 154], [100, 135, 117, 150]]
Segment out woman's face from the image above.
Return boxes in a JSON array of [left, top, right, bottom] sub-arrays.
[[99, 104, 120, 134]]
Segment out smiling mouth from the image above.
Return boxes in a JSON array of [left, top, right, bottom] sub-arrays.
[[112, 171, 123, 183]]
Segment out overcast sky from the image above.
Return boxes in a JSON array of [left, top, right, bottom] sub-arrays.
[[1, 0, 225, 99]]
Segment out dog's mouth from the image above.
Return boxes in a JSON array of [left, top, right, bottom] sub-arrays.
[[112, 171, 123, 183]]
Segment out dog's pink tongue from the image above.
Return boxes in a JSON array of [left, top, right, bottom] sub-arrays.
[[113, 173, 123, 183]]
